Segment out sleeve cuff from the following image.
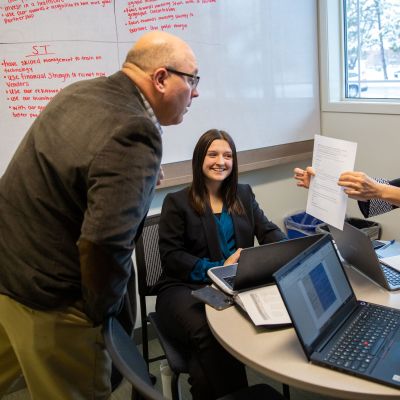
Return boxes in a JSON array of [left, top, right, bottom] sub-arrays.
[[358, 178, 394, 218]]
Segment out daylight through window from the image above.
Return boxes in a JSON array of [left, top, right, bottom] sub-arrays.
[[344, 0, 400, 99]]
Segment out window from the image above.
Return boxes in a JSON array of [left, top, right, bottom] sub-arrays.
[[344, 0, 400, 99], [319, 0, 400, 113]]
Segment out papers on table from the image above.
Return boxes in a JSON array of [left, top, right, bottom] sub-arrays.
[[376, 240, 400, 259], [306, 135, 357, 230], [235, 285, 290, 327], [381, 255, 400, 272]]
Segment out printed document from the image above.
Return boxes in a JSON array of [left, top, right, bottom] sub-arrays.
[[381, 255, 400, 272], [235, 285, 290, 326], [306, 135, 357, 230]]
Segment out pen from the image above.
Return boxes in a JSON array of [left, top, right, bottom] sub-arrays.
[[379, 239, 395, 251]]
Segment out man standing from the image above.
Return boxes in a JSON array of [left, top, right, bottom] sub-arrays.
[[0, 31, 199, 399]]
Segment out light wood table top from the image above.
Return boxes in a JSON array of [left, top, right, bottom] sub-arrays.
[[206, 265, 400, 399]]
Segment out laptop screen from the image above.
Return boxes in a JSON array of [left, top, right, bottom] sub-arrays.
[[274, 237, 354, 354]]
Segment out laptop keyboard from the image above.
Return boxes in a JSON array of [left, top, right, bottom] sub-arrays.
[[381, 264, 400, 287], [324, 305, 400, 372], [223, 275, 235, 287]]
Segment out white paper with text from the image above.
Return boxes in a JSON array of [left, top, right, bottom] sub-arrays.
[[381, 255, 400, 272], [235, 285, 290, 326], [306, 135, 357, 230]]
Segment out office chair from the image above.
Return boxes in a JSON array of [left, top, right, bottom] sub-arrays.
[[103, 316, 164, 400], [103, 316, 287, 400], [134, 213, 189, 400]]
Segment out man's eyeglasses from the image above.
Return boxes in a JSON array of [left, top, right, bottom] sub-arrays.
[[165, 67, 200, 90]]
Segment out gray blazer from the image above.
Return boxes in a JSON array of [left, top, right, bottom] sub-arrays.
[[0, 71, 162, 320]]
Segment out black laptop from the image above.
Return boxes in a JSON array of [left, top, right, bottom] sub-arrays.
[[274, 234, 400, 389], [329, 221, 400, 291], [207, 234, 325, 295]]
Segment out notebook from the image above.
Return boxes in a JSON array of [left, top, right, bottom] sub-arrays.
[[273, 234, 400, 389], [329, 221, 400, 291], [207, 234, 325, 295]]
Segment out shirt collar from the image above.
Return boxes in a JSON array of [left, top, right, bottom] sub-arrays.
[[138, 91, 163, 136]]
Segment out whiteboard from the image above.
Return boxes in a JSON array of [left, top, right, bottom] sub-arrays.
[[0, 0, 320, 172]]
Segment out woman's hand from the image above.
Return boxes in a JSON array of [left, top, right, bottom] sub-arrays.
[[293, 167, 315, 189], [224, 248, 242, 266], [338, 171, 384, 201]]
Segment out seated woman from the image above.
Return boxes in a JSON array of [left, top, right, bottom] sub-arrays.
[[294, 167, 400, 218], [156, 129, 286, 400]]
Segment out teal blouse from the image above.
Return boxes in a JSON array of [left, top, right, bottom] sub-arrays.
[[190, 208, 236, 282]]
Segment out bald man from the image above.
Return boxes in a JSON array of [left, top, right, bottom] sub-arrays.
[[0, 31, 199, 399]]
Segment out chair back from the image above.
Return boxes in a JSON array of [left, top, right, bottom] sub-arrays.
[[133, 213, 189, 400], [135, 213, 163, 296], [133, 213, 167, 368], [103, 317, 165, 400]]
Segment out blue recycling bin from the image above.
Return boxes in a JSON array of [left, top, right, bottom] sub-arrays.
[[284, 211, 324, 239]]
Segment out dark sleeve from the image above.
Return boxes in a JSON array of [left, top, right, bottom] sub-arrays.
[[78, 239, 130, 325], [79, 118, 162, 324], [158, 193, 201, 281], [357, 200, 370, 218], [357, 177, 399, 218], [389, 178, 400, 188], [245, 185, 287, 244]]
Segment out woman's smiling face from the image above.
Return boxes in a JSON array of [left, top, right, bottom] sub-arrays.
[[202, 139, 233, 184]]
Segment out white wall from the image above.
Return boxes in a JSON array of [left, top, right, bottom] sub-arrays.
[[321, 112, 400, 241]]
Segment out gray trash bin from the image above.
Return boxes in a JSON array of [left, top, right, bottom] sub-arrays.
[[315, 217, 382, 240]]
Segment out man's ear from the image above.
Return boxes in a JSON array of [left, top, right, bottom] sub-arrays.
[[152, 68, 168, 93]]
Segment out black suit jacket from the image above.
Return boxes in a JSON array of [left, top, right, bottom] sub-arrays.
[[156, 184, 286, 291]]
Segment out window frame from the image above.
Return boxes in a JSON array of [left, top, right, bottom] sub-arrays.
[[319, 0, 400, 114]]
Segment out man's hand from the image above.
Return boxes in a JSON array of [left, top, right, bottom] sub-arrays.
[[293, 166, 315, 189], [156, 166, 164, 186]]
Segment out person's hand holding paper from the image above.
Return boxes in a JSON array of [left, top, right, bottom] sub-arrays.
[[305, 135, 357, 230]]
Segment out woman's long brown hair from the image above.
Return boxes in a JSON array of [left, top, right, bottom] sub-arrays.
[[188, 129, 244, 215]]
